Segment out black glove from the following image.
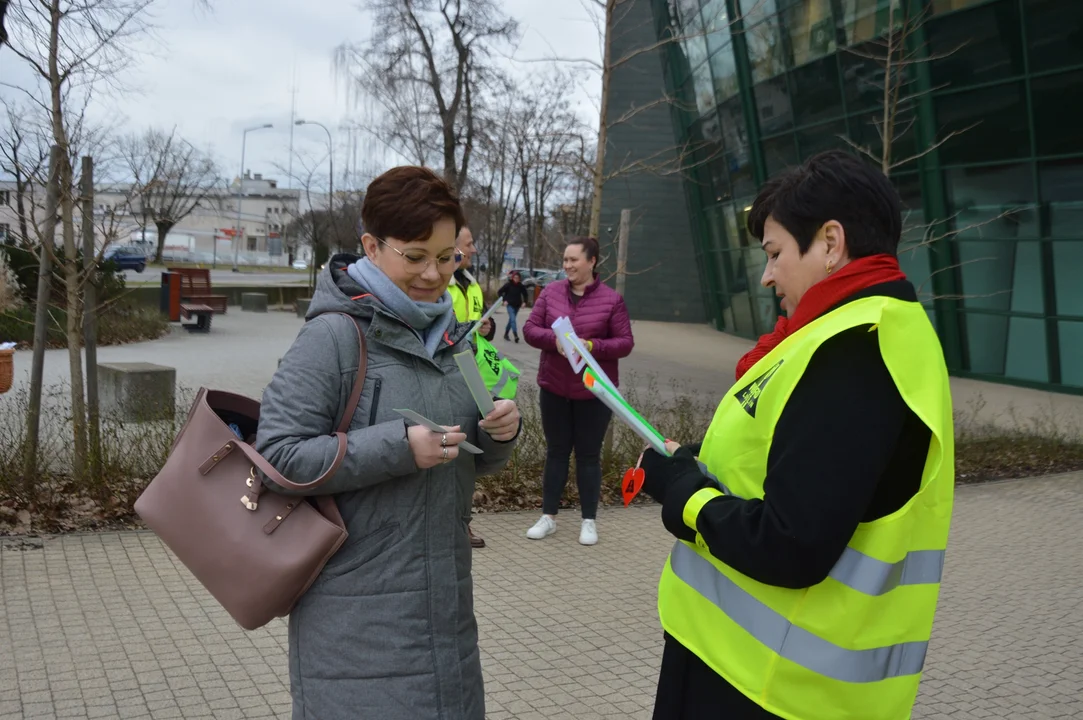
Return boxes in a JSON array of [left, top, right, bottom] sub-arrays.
[[639, 445, 702, 505]]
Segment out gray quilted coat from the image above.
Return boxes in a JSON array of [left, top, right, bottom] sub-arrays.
[[256, 255, 517, 719]]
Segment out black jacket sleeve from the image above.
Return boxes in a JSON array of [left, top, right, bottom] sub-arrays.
[[661, 326, 917, 590]]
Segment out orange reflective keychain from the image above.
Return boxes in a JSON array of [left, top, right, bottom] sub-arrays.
[[622, 454, 646, 507]]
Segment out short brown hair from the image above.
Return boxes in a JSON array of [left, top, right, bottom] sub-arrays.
[[361, 167, 465, 243], [567, 236, 600, 264]]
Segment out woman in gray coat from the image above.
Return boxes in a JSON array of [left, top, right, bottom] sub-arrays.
[[256, 166, 521, 720]]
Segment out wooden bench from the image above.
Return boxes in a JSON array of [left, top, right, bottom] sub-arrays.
[[169, 267, 229, 315], [180, 303, 213, 333]]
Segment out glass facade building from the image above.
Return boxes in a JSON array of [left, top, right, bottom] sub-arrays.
[[648, 0, 1083, 393]]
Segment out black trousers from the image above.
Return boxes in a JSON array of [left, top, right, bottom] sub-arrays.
[[539, 387, 612, 519], [654, 634, 779, 720]]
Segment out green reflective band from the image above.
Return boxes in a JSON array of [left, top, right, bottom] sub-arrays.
[[682, 487, 722, 531], [670, 542, 929, 683], [829, 547, 945, 597]]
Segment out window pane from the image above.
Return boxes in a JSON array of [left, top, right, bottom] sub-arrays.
[[1031, 70, 1083, 157], [1025, 0, 1083, 73], [839, 42, 893, 113], [847, 107, 918, 173], [762, 134, 798, 175], [719, 97, 757, 197], [754, 75, 793, 135], [1059, 322, 1083, 388], [837, 0, 900, 45], [747, 19, 788, 82], [957, 240, 1016, 312], [1053, 243, 1083, 317], [945, 164, 1038, 240], [929, 0, 987, 12], [796, 120, 849, 157], [739, 0, 778, 26], [702, 0, 733, 57], [709, 47, 739, 100], [935, 83, 1029, 164], [1004, 317, 1048, 383], [964, 313, 1007, 375], [1039, 160, 1083, 238], [926, 0, 1025, 89], [789, 54, 844, 126], [894, 173, 932, 300], [691, 60, 718, 117], [781, 0, 836, 67]]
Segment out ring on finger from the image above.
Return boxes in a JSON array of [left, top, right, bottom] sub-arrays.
[[441, 433, 447, 447], [441, 447, 449, 461]]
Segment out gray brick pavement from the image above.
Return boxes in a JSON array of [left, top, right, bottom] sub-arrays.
[[2, 473, 1081, 719]]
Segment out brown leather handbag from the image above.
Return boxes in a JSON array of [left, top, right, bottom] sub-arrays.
[[135, 314, 367, 630]]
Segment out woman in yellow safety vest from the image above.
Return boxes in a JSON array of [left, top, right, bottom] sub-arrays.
[[638, 150, 954, 720]]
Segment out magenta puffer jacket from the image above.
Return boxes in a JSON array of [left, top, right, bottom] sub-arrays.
[[523, 276, 634, 401]]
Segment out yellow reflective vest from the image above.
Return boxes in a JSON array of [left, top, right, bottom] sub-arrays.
[[449, 277, 484, 323], [450, 275, 519, 400], [657, 295, 954, 720]]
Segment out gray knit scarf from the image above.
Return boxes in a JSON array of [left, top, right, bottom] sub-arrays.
[[347, 257, 456, 358]]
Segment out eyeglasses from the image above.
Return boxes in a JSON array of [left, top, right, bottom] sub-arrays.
[[373, 235, 457, 275]]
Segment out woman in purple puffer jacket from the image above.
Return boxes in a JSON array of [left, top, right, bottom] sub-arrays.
[[522, 236, 634, 546]]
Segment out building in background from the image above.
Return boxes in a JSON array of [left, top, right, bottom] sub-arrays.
[[602, 0, 1082, 392]]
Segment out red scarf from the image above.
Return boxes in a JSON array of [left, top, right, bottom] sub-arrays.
[[734, 254, 907, 381]]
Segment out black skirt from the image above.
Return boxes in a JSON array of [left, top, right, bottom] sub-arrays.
[[653, 634, 780, 720]]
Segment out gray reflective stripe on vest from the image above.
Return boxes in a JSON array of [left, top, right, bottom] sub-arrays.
[[669, 542, 929, 683], [829, 547, 945, 596], [489, 350, 519, 397], [697, 461, 740, 499]]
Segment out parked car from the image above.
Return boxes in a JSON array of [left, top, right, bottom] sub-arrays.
[[291, 260, 308, 270], [520, 268, 565, 288], [102, 245, 147, 273]]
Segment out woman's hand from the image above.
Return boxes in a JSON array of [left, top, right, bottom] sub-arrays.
[[555, 338, 566, 357], [408, 424, 467, 469], [479, 399, 521, 442]]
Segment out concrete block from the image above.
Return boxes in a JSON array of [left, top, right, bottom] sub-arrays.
[[241, 293, 268, 313], [295, 298, 311, 318], [98, 362, 176, 422]]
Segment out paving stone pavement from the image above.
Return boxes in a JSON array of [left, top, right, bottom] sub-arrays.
[[1, 474, 1081, 719]]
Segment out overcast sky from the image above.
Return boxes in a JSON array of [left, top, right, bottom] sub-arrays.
[[0, 0, 603, 189]]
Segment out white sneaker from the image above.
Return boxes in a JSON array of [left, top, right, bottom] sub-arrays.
[[526, 515, 556, 540], [579, 519, 598, 546]]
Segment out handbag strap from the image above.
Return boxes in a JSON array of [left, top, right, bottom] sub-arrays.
[[244, 313, 368, 493]]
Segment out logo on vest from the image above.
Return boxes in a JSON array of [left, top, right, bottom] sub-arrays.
[[481, 345, 501, 375], [735, 360, 783, 418]]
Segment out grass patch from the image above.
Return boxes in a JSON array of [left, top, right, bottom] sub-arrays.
[[0, 302, 169, 348], [1, 374, 1080, 534]]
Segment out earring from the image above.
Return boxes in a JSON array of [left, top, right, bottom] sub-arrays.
[[826, 262, 834, 274]]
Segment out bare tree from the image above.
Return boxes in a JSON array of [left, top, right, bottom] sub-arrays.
[[4, 0, 156, 481], [512, 70, 583, 274], [334, 0, 520, 192], [0, 99, 49, 246], [120, 127, 219, 263], [465, 94, 525, 287], [839, 1, 970, 175], [517, 0, 725, 237]]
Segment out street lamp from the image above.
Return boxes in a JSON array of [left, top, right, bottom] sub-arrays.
[[295, 119, 333, 290], [232, 123, 274, 272]]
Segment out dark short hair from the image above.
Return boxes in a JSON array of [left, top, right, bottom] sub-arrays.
[[361, 166, 465, 243], [566, 236, 600, 264], [747, 150, 902, 257]]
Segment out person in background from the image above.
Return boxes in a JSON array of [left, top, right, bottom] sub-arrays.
[[449, 226, 494, 340], [257, 165, 521, 720], [522, 236, 634, 546], [637, 150, 954, 720], [450, 225, 520, 548], [497, 270, 528, 343]]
